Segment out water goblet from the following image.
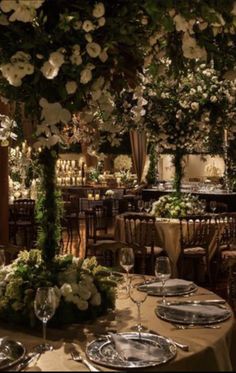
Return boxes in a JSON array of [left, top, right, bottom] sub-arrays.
[[154, 256, 171, 304], [137, 200, 144, 212], [129, 275, 148, 338], [34, 287, 57, 353], [210, 201, 217, 214], [119, 247, 134, 295], [144, 201, 151, 213]]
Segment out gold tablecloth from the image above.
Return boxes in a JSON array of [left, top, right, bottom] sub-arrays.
[[1, 288, 235, 372], [114, 213, 220, 276]]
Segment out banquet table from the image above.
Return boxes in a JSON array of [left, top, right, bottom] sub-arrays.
[[114, 213, 220, 276], [1, 286, 235, 372]]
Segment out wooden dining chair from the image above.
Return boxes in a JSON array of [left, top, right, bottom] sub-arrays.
[[123, 213, 163, 274], [178, 214, 216, 285]]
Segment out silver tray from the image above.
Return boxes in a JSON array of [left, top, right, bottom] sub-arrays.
[[155, 301, 232, 325], [138, 280, 198, 296], [86, 332, 177, 369], [0, 339, 26, 371]]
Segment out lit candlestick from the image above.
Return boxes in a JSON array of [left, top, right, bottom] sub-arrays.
[[71, 160, 75, 168], [88, 192, 93, 200], [224, 129, 228, 146], [94, 192, 100, 200]]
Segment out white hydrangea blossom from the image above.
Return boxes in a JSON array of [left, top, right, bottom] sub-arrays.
[[0, 115, 17, 146]]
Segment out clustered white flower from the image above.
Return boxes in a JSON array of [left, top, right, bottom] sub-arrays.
[[105, 189, 115, 197], [0, 0, 45, 23], [150, 194, 204, 218], [0, 51, 34, 87], [114, 154, 132, 171], [0, 114, 17, 146], [145, 63, 236, 153]]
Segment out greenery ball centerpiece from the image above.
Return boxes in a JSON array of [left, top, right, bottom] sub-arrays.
[[0, 251, 116, 327]]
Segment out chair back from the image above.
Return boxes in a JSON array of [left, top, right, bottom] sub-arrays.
[[12, 199, 35, 222], [123, 213, 155, 248], [215, 213, 236, 249], [179, 214, 215, 251]]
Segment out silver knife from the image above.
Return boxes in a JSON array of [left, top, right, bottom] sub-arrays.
[[160, 299, 226, 306], [15, 352, 39, 371]]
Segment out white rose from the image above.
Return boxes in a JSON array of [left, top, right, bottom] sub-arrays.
[[82, 20, 94, 32], [98, 17, 105, 27], [210, 95, 217, 103], [41, 61, 59, 79], [60, 283, 73, 297], [99, 50, 108, 62], [191, 102, 199, 111], [75, 298, 89, 311], [77, 284, 91, 300], [86, 42, 101, 58], [90, 292, 101, 306], [92, 3, 105, 18], [65, 81, 78, 94], [70, 54, 82, 65], [80, 69, 92, 84]]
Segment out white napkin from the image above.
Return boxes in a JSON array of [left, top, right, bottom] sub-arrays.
[[159, 304, 227, 318], [142, 278, 194, 291], [110, 333, 163, 362]]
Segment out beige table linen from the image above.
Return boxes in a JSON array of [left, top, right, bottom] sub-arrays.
[[0, 287, 235, 372], [115, 214, 220, 276]]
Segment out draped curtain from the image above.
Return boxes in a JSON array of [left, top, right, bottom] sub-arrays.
[[129, 129, 147, 184]]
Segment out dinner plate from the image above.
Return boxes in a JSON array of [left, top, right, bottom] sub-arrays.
[[138, 279, 198, 297], [86, 332, 177, 369], [155, 301, 232, 325], [0, 338, 26, 371]]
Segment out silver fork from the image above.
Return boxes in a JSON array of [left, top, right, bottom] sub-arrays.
[[70, 349, 100, 371]]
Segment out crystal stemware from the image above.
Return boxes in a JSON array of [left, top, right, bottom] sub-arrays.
[[210, 201, 217, 214], [34, 287, 57, 353], [154, 256, 171, 304], [119, 247, 134, 295], [129, 275, 148, 338]]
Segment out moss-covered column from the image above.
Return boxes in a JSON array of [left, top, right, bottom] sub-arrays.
[[173, 148, 184, 196], [36, 147, 61, 264]]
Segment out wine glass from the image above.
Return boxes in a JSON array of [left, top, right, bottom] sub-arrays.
[[129, 275, 148, 338], [137, 200, 144, 212], [0, 250, 6, 269], [144, 201, 151, 213], [119, 247, 134, 294], [154, 256, 171, 304], [210, 201, 217, 214], [34, 287, 57, 353]]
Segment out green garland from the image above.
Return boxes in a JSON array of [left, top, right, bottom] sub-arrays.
[[172, 149, 184, 196], [146, 143, 157, 185], [36, 147, 62, 264]]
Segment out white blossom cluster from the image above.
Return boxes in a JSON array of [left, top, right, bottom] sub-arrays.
[[0, 114, 17, 146], [145, 63, 236, 152], [114, 154, 132, 171]]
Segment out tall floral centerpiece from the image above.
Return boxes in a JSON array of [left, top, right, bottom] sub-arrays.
[[0, 0, 235, 322], [144, 63, 236, 195]]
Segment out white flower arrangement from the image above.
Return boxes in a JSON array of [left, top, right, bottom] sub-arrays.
[[0, 250, 116, 326], [150, 194, 203, 218], [0, 115, 17, 146], [105, 189, 114, 197], [114, 154, 132, 171]]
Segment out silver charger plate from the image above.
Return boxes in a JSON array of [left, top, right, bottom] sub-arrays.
[[155, 301, 232, 325], [0, 339, 26, 371], [86, 332, 177, 369], [138, 280, 198, 296]]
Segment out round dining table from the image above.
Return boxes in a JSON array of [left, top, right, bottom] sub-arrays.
[[114, 212, 221, 277], [0, 285, 235, 371]]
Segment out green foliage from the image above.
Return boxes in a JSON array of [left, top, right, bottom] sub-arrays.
[[146, 143, 157, 185], [36, 147, 62, 263]]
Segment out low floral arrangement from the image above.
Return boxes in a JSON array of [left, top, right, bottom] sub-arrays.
[[150, 194, 204, 218], [0, 250, 116, 327], [105, 189, 114, 197]]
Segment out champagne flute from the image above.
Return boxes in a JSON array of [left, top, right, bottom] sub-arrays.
[[155, 256, 171, 304], [129, 275, 148, 338], [119, 247, 134, 294], [34, 287, 57, 353]]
